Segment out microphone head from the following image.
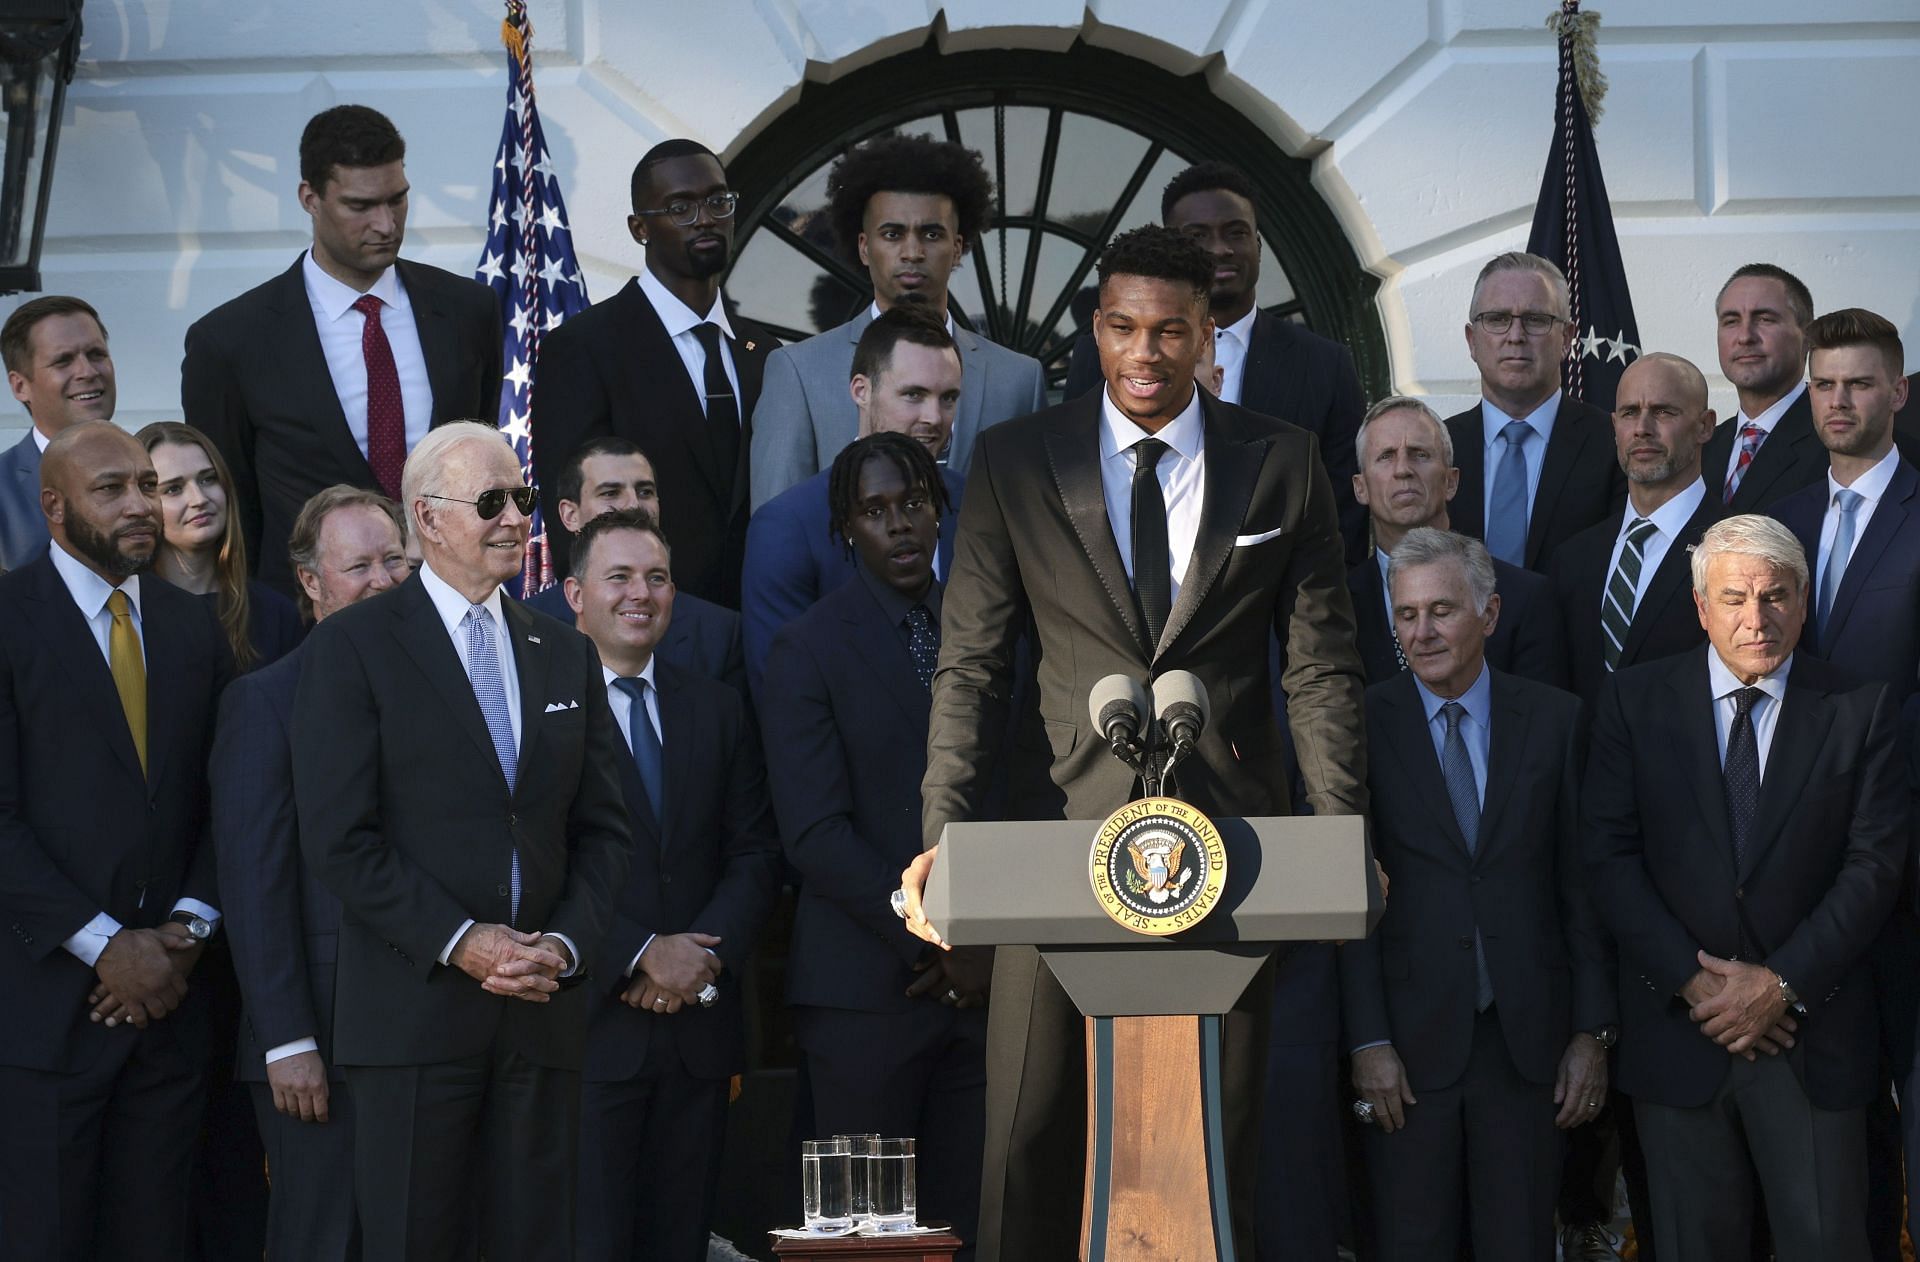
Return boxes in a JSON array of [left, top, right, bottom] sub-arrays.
[[1151, 670, 1210, 728], [1088, 674, 1151, 735]]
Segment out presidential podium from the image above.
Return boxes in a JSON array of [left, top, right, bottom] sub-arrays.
[[921, 811, 1377, 1262]]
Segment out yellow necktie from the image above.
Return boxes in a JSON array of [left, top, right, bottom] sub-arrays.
[[106, 589, 147, 775]]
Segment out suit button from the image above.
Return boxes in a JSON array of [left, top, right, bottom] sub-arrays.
[[662, 874, 672, 885], [1457, 937, 1473, 950], [497, 884, 510, 897], [1735, 886, 1745, 900], [508, 813, 519, 827], [1470, 875, 1482, 885]]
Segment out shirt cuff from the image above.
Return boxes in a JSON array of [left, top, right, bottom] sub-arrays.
[[1351, 1039, 1392, 1055], [62, 911, 124, 969], [264, 1038, 320, 1066], [626, 932, 657, 979], [543, 932, 581, 979], [171, 898, 222, 933], [440, 919, 477, 966]]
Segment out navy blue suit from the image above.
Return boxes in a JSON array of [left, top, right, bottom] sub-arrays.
[[1349, 551, 1569, 689], [522, 582, 746, 699], [0, 429, 46, 570]]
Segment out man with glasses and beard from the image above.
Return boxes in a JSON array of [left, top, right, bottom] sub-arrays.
[[534, 140, 781, 608]]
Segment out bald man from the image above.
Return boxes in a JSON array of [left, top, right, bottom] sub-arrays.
[[0, 422, 235, 1257]]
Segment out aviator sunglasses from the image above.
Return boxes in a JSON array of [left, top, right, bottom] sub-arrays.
[[424, 485, 538, 520]]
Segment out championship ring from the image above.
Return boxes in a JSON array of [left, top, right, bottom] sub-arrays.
[[1088, 796, 1227, 936]]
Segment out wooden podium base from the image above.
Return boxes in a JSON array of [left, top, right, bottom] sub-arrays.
[[1080, 1014, 1234, 1262]]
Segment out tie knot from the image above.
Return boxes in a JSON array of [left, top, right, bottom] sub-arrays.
[[1739, 422, 1764, 443], [1441, 700, 1466, 733], [1834, 488, 1865, 514], [906, 604, 933, 634], [1732, 686, 1762, 718], [614, 675, 649, 705], [107, 589, 132, 618], [1499, 420, 1530, 447], [1626, 516, 1658, 546], [352, 294, 382, 318], [1134, 437, 1170, 471], [692, 321, 725, 351], [464, 603, 489, 625]]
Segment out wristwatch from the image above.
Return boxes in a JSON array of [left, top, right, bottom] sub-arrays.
[[169, 911, 213, 942], [1587, 1025, 1620, 1050]]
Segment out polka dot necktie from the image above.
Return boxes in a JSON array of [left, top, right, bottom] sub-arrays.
[[353, 294, 406, 500], [905, 604, 939, 691], [1723, 686, 1762, 871]]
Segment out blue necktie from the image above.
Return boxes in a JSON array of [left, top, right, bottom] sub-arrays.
[[1486, 420, 1532, 566], [613, 676, 664, 825], [905, 604, 939, 691], [1816, 488, 1864, 636], [1440, 702, 1495, 1012], [462, 604, 520, 921]]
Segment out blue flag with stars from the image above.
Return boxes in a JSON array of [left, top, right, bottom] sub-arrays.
[[476, 0, 588, 597], [1527, 1, 1639, 412]]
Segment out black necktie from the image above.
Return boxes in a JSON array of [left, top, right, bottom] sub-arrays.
[[1723, 686, 1762, 870], [1131, 438, 1173, 650], [905, 604, 939, 690], [690, 322, 740, 478]]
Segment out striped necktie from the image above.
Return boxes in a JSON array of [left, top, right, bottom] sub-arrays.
[[1601, 517, 1658, 672]]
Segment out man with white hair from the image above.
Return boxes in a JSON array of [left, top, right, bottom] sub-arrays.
[[291, 421, 633, 1261], [1584, 513, 1905, 1260]]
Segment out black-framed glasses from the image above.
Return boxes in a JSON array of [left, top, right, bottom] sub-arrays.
[[424, 486, 536, 520], [634, 190, 739, 228], [1471, 310, 1566, 337]]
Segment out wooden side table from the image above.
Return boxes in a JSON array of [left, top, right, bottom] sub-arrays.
[[769, 1226, 962, 1260]]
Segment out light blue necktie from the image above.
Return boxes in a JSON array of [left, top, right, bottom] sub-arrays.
[[1486, 420, 1532, 566], [1440, 702, 1495, 1012], [463, 604, 521, 921], [612, 676, 663, 825], [1816, 488, 1864, 637]]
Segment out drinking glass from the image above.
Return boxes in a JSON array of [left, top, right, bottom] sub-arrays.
[[866, 1137, 917, 1231], [800, 1138, 853, 1231], [834, 1133, 880, 1224]]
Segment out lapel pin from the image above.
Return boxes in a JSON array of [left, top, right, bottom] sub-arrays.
[[528, 635, 542, 644], [744, 340, 756, 352]]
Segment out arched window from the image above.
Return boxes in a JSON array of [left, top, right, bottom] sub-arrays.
[[724, 36, 1388, 396]]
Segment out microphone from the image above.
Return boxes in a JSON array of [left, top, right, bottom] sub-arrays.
[[1151, 671, 1210, 762], [1089, 674, 1152, 761]]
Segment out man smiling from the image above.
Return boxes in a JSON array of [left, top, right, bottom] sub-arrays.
[[0, 296, 117, 569]]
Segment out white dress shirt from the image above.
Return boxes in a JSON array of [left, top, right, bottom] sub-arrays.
[[30, 425, 49, 452], [1100, 386, 1207, 610], [866, 300, 956, 338], [1602, 478, 1707, 614], [1480, 389, 1563, 525], [302, 249, 434, 459], [1211, 306, 1257, 406], [47, 542, 220, 967], [641, 267, 741, 420], [1719, 381, 1808, 490], [603, 658, 666, 977], [1817, 444, 1901, 585], [1709, 649, 1790, 774]]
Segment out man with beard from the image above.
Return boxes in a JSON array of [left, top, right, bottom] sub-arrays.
[[0, 296, 117, 569], [0, 421, 233, 1257], [534, 140, 781, 607]]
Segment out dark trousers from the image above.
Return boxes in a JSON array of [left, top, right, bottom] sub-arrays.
[[1362, 1007, 1562, 1262], [347, 1050, 580, 1262], [574, 1037, 729, 1262], [1634, 1054, 1868, 1260], [796, 1002, 988, 1254], [188, 944, 268, 1262], [248, 1078, 360, 1261], [1255, 945, 1343, 1262], [0, 1021, 206, 1261]]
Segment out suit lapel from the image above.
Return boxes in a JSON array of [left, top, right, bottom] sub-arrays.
[[1043, 399, 1150, 658], [656, 665, 694, 845], [268, 258, 375, 484], [845, 580, 932, 732], [25, 559, 144, 781], [1823, 461, 1917, 646], [389, 580, 506, 788], [1739, 672, 1834, 881], [1621, 494, 1714, 665], [730, 320, 773, 517], [1736, 391, 1816, 510], [1349, 561, 1397, 680], [1381, 678, 1470, 858], [953, 326, 991, 462], [616, 281, 729, 503], [502, 597, 550, 796], [1526, 395, 1592, 566], [1476, 674, 1528, 857], [1672, 653, 1737, 875], [1159, 396, 1267, 658], [139, 586, 188, 791], [396, 260, 459, 426], [1453, 406, 1488, 539], [1237, 311, 1291, 418]]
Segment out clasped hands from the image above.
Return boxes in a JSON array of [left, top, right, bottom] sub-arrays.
[[1682, 949, 1798, 1060], [451, 922, 573, 1002], [86, 921, 205, 1029], [619, 932, 723, 1015]]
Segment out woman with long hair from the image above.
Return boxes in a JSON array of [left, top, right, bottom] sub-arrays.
[[136, 421, 301, 672]]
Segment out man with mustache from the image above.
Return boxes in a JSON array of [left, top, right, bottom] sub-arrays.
[[748, 132, 1046, 511], [534, 139, 782, 608], [0, 421, 233, 1258], [0, 295, 117, 569], [184, 104, 502, 601]]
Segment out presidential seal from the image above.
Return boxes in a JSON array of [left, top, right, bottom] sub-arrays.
[[1088, 797, 1228, 936]]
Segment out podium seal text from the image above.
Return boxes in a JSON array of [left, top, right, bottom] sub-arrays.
[[1087, 796, 1228, 936]]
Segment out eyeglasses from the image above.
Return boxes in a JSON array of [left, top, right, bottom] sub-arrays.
[[424, 486, 537, 520], [1471, 310, 1566, 337], [634, 190, 739, 228]]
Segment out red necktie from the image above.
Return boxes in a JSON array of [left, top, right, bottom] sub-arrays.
[[353, 294, 406, 499]]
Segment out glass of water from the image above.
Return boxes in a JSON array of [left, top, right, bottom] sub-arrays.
[[800, 1139, 853, 1232], [834, 1133, 880, 1224], [867, 1137, 917, 1231]]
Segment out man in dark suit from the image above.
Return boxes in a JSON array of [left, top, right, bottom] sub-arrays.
[[902, 225, 1370, 1261], [1064, 161, 1368, 558], [1349, 393, 1567, 687], [1549, 353, 1720, 710], [1446, 252, 1626, 574], [1343, 528, 1611, 1260], [523, 435, 744, 694], [533, 140, 779, 607], [213, 485, 410, 1261], [763, 434, 990, 1253], [1703, 264, 1824, 514], [743, 305, 965, 696], [182, 105, 501, 600], [0, 422, 231, 1258], [1584, 514, 1906, 1260], [291, 422, 632, 1261], [563, 510, 780, 1260], [0, 295, 116, 568]]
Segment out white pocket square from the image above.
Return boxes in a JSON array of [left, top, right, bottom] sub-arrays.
[[544, 701, 579, 712], [1233, 527, 1287, 547]]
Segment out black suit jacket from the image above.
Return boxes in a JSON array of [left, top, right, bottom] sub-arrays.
[[1349, 551, 1568, 689], [1447, 395, 1627, 573], [1066, 311, 1367, 557], [0, 556, 231, 1071], [291, 576, 632, 1070], [532, 278, 780, 607], [523, 582, 746, 699], [1700, 388, 1827, 515], [182, 255, 502, 597], [584, 661, 779, 1084], [1583, 649, 1906, 1109], [1771, 458, 1920, 705], [1549, 490, 1720, 708], [1341, 670, 1609, 1089]]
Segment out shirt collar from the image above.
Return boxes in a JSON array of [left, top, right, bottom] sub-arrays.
[[866, 300, 956, 337], [1412, 660, 1492, 729], [30, 425, 50, 453], [302, 248, 407, 323], [1827, 444, 1902, 505], [1619, 477, 1706, 543], [1737, 380, 1808, 433], [1707, 645, 1793, 705], [1099, 385, 1205, 466], [857, 561, 943, 628], [639, 267, 733, 341], [49, 537, 140, 621], [601, 654, 658, 693], [417, 559, 507, 639], [1481, 389, 1563, 448], [1216, 306, 1257, 348]]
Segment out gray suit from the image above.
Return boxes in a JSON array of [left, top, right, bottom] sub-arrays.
[[748, 309, 1047, 510], [0, 430, 47, 570]]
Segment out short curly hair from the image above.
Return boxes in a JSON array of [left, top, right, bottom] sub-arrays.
[[1095, 225, 1213, 302], [826, 133, 993, 263], [826, 432, 950, 558], [1160, 160, 1257, 224]]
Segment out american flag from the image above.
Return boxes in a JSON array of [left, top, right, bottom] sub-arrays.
[[475, 0, 589, 597]]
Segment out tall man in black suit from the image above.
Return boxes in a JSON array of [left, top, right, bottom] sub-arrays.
[[901, 226, 1370, 1261], [1343, 528, 1611, 1260], [1447, 252, 1626, 573], [0, 296, 117, 569], [183, 105, 502, 600], [292, 422, 632, 1261], [1703, 264, 1823, 514], [533, 140, 780, 607], [0, 422, 232, 1258], [564, 510, 780, 1260], [214, 485, 410, 1262], [1550, 353, 1720, 709], [1064, 161, 1368, 558], [1584, 514, 1906, 1260]]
